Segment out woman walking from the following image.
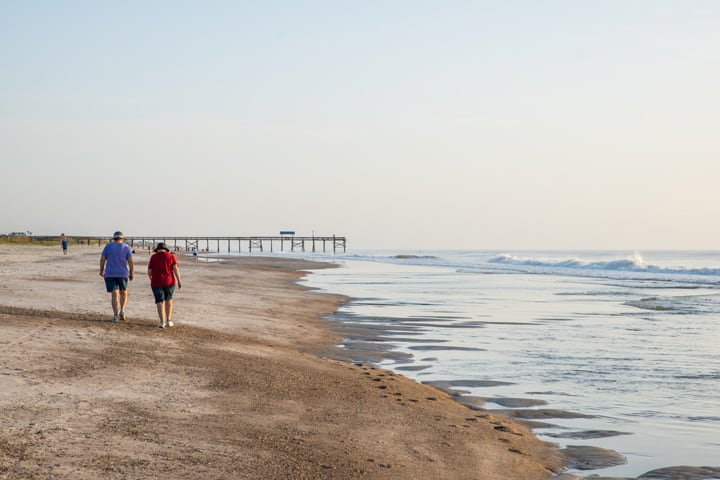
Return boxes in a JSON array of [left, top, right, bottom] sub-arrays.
[[147, 242, 182, 328]]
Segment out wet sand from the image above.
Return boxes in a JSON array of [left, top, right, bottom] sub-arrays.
[[0, 244, 562, 479]]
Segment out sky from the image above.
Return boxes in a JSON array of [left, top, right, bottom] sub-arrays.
[[1, 1, 719, 250]]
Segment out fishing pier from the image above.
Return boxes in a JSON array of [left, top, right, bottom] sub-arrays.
[[66, 234, 347, 254]]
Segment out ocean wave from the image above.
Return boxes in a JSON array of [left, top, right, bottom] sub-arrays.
[[487, 253, 720, 279], [313, 250, 720, 286]]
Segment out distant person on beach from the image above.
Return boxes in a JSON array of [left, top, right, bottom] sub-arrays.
[[192, 246, 198, 262], [61, 235, 68, 255], [99, 231, 134, 323], [147, 242, 182, 329]]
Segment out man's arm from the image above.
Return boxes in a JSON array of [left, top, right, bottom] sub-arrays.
[[128, 256, 134, 281], [99, 256, 106, 277]]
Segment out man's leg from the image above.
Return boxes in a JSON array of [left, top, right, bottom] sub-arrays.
[[110, 290, 120, 321], [119, 290, 128, 320]]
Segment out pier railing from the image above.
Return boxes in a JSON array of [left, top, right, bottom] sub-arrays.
[[42, 235, 347, 254]]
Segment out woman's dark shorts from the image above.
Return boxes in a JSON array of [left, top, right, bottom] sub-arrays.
[[152, 285, 176, 303], [105, 277, 128, 292]]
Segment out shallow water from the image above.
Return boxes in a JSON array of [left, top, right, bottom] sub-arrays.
[[300, 250, 720, 477]]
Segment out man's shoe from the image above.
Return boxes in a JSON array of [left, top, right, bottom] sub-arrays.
[[118, 311, 126, 321], [167, 321, 174, 327]]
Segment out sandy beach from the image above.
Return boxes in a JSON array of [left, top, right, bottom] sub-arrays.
[[0, 244, 564, 479]]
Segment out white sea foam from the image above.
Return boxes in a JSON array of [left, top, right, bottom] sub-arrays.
[[487, 252, 720, 279]]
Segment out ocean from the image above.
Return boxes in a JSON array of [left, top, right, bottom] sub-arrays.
[[295, 250, 720, 478]]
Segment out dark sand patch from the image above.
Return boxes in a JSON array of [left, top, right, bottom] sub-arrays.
[[638, 466, 720, 479], [486, 397, 549, 408], [545, 430, 633, 440], [549, 465, 720, 479], [408, 345, 486, 352], [560, 445, 627, 470], [424, 379, 516, 389], [493, 408, 595, 420], [395, 365, 433, 372]]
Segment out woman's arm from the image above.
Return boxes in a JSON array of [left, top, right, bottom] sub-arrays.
[[173, 264, 182, 289]]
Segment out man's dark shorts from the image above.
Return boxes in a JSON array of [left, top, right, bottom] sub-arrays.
[[152, 285, 176, 304], [104, 277, 128, 292]]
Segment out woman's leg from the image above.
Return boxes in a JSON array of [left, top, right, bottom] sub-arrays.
[[165, 299, 174, 326], [156, 301, 166, 327]]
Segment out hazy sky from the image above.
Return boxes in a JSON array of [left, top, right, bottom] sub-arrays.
[[2, 1, 719, 250]]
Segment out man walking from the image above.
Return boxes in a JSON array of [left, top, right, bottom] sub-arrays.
[[99, 231, 134, 323]]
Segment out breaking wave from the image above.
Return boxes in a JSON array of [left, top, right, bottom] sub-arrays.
[[310, 250, 720, 286], [486, 253, 720, 283]]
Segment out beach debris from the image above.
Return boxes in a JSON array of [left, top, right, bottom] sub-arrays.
[[508, 447, 528, 455], [493, 424, 524, 436]]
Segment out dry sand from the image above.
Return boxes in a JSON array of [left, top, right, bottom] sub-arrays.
[[0, 244, 564, 479]]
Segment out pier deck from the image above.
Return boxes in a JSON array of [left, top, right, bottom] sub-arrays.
[[46, 235, 347, 254]]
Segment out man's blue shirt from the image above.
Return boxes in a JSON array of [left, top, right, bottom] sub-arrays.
[[102, 242, 132, 278]]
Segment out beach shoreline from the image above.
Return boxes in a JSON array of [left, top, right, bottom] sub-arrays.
[[301, 253, 720, 480], [0, 244, 562, 479]]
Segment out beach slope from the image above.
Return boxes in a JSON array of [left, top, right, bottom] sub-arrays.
[[0, 245, 561, 479]]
